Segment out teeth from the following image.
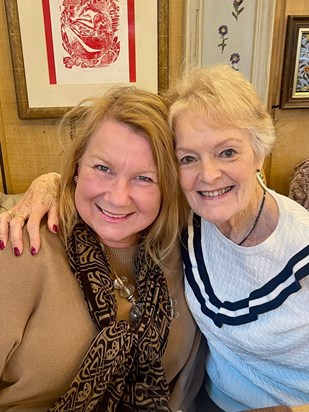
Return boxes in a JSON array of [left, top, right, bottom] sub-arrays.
[[200, 186, 232, 197], [102, 209, 128, 218]]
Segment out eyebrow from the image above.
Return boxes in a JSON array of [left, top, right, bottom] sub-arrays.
[[216, 137, 243, 146], [176, 137, 243, 151]]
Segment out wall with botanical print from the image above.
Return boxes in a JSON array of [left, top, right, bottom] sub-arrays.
[[202, 0, 257, 81]]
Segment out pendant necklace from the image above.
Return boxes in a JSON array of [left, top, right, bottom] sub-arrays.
[[103, 245, 178, 322], [102, 243, 143, 322], [111, 270, 144, 322], [238, 188, 267, 246]]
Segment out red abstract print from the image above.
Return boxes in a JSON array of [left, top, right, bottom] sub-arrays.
[[42, 0, 136, 84], [60, 0, 121, 69]]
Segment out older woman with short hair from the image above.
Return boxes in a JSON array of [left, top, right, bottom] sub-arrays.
[[167, 65, 309, 410]]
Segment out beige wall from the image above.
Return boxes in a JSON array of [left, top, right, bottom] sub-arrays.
[[266, 0, 309, 195], [0, 0, 308, 196]]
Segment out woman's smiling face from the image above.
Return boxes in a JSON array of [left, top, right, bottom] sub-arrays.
[[75, 119, 161, 248], [174, 113, 262, 225]]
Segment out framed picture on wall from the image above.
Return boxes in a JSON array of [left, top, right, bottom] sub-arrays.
[[4, 0, 168, 119], [280, 15, 309, 109]]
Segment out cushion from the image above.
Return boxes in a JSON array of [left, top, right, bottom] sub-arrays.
[[288, 159, 309, 211]]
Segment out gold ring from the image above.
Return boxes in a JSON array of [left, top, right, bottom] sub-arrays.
[[7, 210, 15, 219]]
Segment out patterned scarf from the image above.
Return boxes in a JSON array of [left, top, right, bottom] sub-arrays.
[[49, 222, 172, 412]]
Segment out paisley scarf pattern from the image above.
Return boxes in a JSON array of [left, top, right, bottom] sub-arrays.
[[49, 222, 172, 412]]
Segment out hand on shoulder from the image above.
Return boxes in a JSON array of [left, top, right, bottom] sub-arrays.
[[0, 173, 60, 255]]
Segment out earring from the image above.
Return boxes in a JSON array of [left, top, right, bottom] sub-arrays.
[[256, 169, 267, 189], [73, 175, 78, 184], [256, 169, 265, 182]]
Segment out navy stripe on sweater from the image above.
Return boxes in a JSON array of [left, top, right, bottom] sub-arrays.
[[181, 214, 309, 328]]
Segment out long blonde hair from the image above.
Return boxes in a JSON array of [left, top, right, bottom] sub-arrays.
[[59, 87, 182, 268]]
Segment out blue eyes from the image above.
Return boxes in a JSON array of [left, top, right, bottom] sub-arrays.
[[94, 165, 154, 183], [96, 165, 109, 172], [221, 149, 235, 158], [136, 175, 154, 183], [179, 155, 196, 164], [179, 149, 236, 164]]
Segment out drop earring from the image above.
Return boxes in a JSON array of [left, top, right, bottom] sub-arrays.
[[256, 169, 264, 182], [256, 169, 267, 189], [73, 176, 78, 184]]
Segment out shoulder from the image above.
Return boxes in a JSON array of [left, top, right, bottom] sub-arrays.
[[271, 190, 309, 237], [163, 242, 184, 283], [0, 222, 73, 344], [2, 220, 65, 264], [0, 222, 68, 305], [272, 189, 309, 216]]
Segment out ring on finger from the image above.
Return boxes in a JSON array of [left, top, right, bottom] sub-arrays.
[[15, 214, 25, 220], [7, 210, 15, 219]]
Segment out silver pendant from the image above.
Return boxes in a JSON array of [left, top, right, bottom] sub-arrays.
[[130, 302, 143, 321], [168, 297, 179, 319], [114, 277, 135, 297]]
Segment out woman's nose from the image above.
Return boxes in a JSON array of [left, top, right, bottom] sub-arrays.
[[199, 159, 222, 183], [105, 179, 131, 207]]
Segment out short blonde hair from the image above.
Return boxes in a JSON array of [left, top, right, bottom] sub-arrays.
[[166, 65, 276, 160], [59, 87, 182, 267]]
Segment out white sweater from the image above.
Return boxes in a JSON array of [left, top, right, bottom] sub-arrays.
[[182, 190, 309, 411]]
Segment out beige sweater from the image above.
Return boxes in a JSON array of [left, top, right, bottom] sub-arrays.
[[0, 196, 205, 412]]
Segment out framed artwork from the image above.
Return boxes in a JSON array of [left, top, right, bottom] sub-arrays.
[[4, 0, 168, 119], [280, 15, 309, 109]]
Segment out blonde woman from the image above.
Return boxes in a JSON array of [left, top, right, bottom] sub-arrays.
[[0, 87, 204, 411]]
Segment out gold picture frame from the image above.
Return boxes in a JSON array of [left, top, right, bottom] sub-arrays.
[[4, 0, 169, 119], [280, 15, 309, 109]]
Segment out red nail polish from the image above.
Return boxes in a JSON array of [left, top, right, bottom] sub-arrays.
[[14, 247, 20, 257], [31, 247, 36, 256], [53, 225, 58, 233], [0, 241, 4, 250]]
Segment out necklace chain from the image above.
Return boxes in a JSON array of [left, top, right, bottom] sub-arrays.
[[238, 188, 267, 246]]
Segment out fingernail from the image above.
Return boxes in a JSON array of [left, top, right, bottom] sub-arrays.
[[31, 247, 36, 256], [14, 247, 20, 257], [0, 241, 4, 250], [53, 225, 58, 233]]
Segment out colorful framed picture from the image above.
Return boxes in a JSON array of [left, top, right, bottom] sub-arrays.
[[280, 15, 309, 109], [4, 0, 168, 119]]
